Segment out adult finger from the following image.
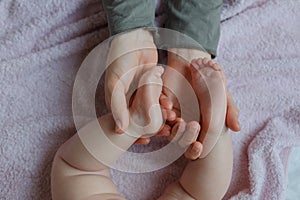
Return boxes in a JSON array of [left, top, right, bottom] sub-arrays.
[[178, 121, 200, 148], [111, 84, 130, 133], [226, 92, 240, 132], [105, 57, 137, 133], [168, 120, 186, 142], [184, 142, 203, 160], [156, 124, 171, 137], [135, 137, 151, 145]]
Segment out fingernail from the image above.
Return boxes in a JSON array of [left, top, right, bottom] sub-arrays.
[[190, 126, 198, 134], [115, 120, 122, 132], [192, 144, 199, 152], [190, 124, 200, 132], [155, 72, 162, 77]]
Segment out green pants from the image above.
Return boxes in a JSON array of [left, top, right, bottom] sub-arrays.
[[102, 0, 222, 57]]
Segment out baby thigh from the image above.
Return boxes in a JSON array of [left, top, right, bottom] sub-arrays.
[[180, 132, 233, 200], [51, 130, 125, 200]]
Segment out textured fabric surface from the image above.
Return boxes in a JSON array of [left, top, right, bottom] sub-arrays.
[[0, 0, 299, 199], [286, 147, 300, 200]]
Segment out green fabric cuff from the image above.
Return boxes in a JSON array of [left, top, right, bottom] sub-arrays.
[[165, 0, 222, 58], [102, 0, 155, 36]]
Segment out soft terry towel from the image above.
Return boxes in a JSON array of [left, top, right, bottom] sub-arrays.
[[0, 0, 299, 199]]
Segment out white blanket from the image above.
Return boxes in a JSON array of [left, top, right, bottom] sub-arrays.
[[0, 0, 299, 199]]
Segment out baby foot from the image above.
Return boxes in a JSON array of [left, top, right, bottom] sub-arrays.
[[129, 66, 165, 138], [190, 58, 225, 95], [190, 58, 227, 158]]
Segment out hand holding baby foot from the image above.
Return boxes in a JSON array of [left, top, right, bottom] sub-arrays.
[[166, 118, 203, 160], [105, 28, 176, 144], [191, 57, 240, 132], [134, 95, 176, 144], [105, 28, 158, 134], [162, 48, 240, 134], [159, 57, 234, 200], [128, 66, 165, 137]]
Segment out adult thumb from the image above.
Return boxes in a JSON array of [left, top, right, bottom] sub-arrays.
[[110, 82, 130, 133]]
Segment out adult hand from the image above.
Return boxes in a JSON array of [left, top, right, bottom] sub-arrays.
[[161, 48, 240, 159], [105, 29, 175, 144], [105, 28, 157, 132]]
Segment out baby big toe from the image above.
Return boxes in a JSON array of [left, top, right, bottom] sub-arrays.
[[134, 66, 164, 134], [178, 121, 200, 148]]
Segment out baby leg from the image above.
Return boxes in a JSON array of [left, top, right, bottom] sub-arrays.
[[158, 121, 202, 200], [189, 58, 227, 158], [159, 59, 232, 200], [180, 132, 233, 200], [51, 116, 126, 200], [158, 132, 232, 200], [51, 66, 164, 200], [180, 58, 232, 200]]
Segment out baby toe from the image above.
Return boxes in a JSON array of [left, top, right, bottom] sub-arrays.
[[178, 121, 200, 148]]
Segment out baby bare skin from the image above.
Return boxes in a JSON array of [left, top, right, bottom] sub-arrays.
[[158, 59, 233, 200], [51, 67, 201, 200], [51, 59, 232, 200]]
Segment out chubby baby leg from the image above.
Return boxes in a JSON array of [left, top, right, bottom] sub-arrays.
[[159, 58, 233, 200], [180, 132, 233, 200], [158, 120, 202, 200], [51, 66, 165, 200], [180, 58, 232, 200], [51, 117, 126, 200], [189, 58, 227, 158], [158, 132, 232, 200]]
